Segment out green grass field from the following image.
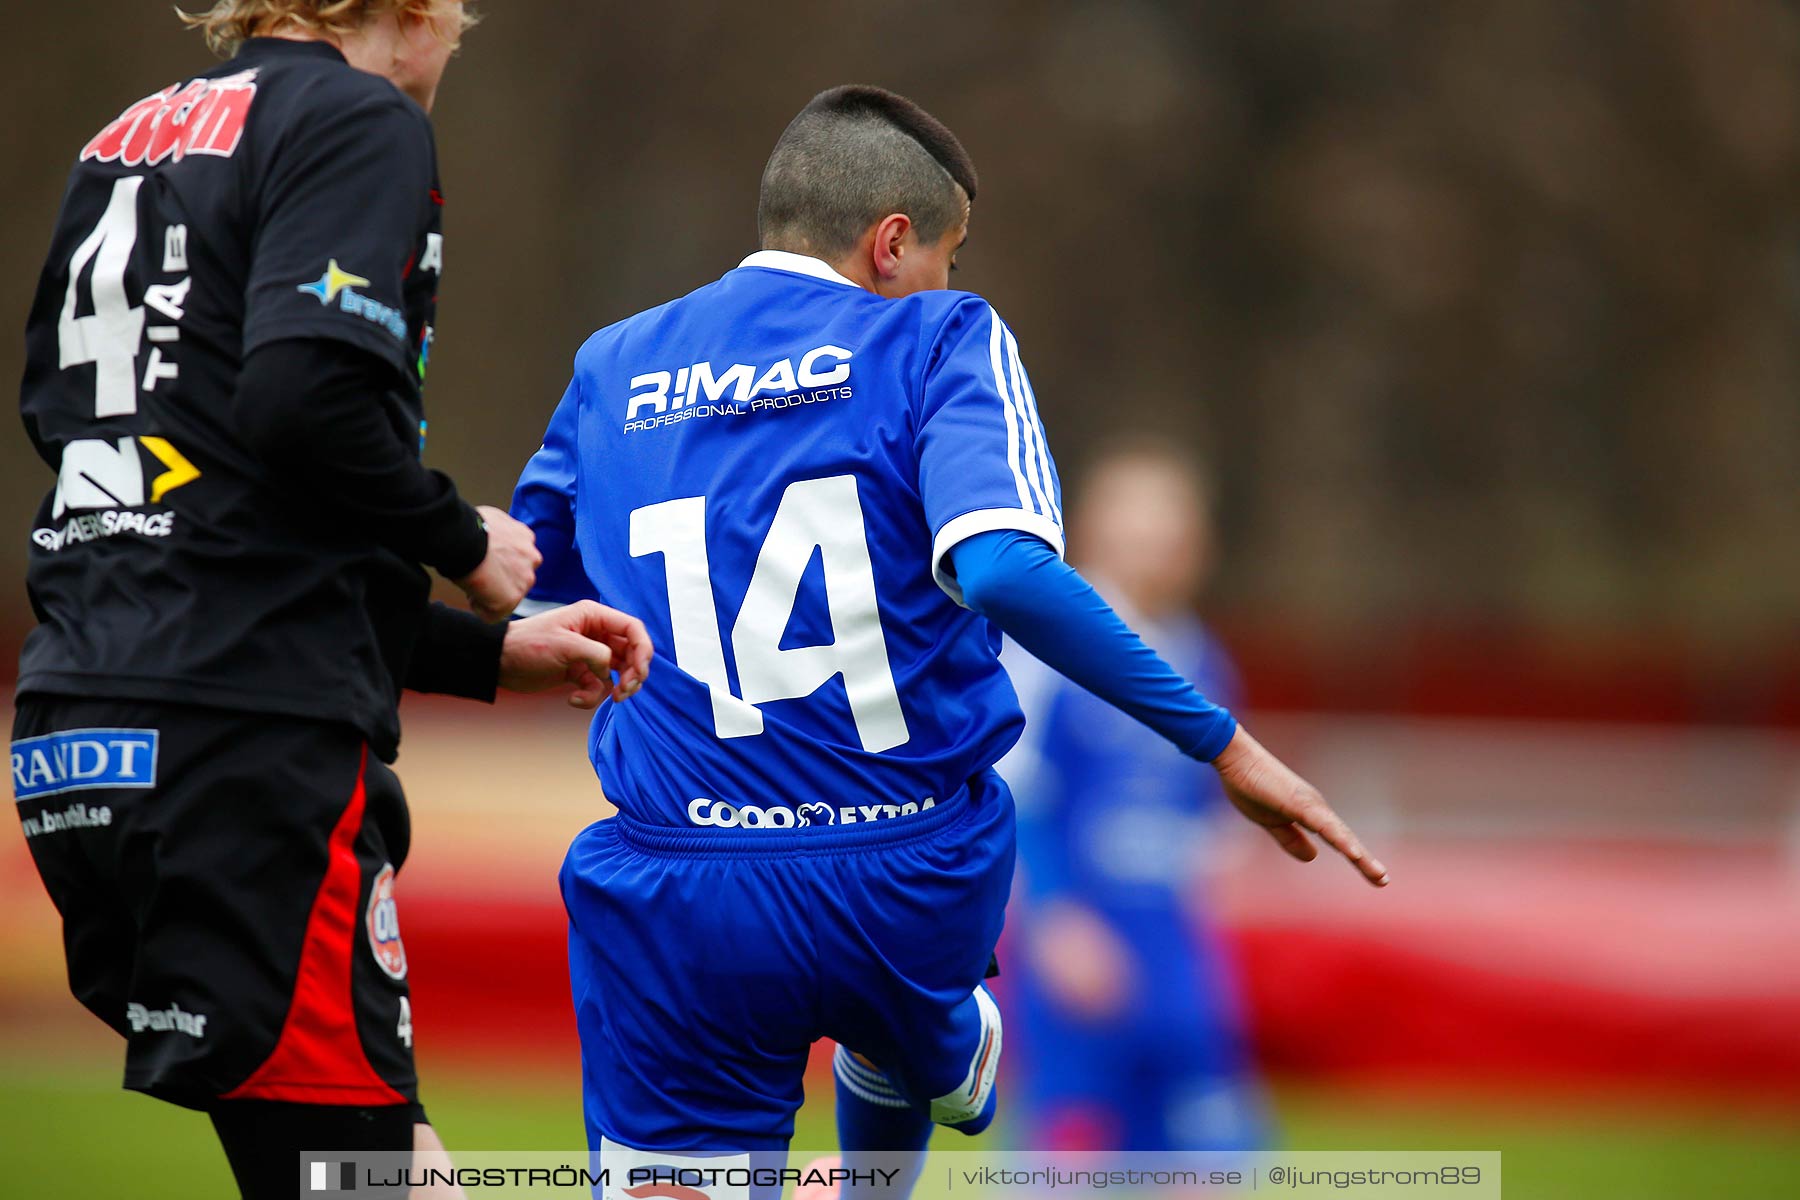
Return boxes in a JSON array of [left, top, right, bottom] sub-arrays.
[[4, 1050, 1795, 1198]]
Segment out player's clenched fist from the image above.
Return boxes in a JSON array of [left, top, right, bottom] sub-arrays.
[[1212, 726, 1390, 887], [500, 600, 654, 709], [457, 505, 541, 622]]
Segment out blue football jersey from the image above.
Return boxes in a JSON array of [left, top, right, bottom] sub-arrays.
[[511, 251, 1063, 832]]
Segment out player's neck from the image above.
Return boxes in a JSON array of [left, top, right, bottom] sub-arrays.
[[825, 254, 882, 294], [254, 22, 436, 112], [759, 243, 881, 294], [254, 21, 344, 50]]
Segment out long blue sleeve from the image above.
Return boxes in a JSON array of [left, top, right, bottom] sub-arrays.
[[952, 529, 1238, 761]]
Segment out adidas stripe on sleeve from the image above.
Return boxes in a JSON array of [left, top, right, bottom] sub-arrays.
[[917, 298, 1065, 605]]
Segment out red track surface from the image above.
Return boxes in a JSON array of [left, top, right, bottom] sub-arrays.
[[5, 696, 1794, 1097], [396, 839, 1800, 1098], [1221, 843, 1800, 1098]]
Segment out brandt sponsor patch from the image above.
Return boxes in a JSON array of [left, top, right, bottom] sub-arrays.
[[10, 728, 158, 802]]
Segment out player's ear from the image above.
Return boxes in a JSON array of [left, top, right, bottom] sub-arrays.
[[871, 213, 912, 282]]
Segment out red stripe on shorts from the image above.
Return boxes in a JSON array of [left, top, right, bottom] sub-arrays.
[[222, 747, 406, 1105]]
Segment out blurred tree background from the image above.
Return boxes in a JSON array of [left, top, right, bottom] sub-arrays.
[[4, 0, 1797, 664]]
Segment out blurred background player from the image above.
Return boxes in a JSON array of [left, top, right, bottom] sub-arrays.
[[1000, 440, 1269, 1153]]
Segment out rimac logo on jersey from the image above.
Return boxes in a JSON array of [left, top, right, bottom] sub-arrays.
[[366, 863, 407, 980], [11, 729, 158, 802], [624, 345, 853, 433], [81, 70, 259, 167], [299, 259, 408, 342]]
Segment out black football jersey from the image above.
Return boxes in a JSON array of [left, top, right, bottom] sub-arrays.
[[18, 39, 451, 759]]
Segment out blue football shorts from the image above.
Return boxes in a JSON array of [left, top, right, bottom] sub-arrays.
[[561, 769, 1016, 1158]]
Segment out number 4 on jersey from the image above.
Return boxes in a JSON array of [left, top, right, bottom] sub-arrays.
[[631, 474, 911, 753], [59, 176, 147, 418]]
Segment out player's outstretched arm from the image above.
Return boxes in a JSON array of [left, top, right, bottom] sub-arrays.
[[499, 600, 653, 709], [1212, 725, 1389, 886], [953, 528, 1388, 886]]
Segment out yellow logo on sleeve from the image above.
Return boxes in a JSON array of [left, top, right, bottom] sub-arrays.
[[297, 259, 372, 306]]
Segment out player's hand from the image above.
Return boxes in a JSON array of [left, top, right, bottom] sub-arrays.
[[456, 506, 541, 622], [1028, 899, 1137, 1020], [1212, 725, 1390, 887], [499, 600, 653, 709]]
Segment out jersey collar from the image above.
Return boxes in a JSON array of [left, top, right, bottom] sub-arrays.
[[737, 250, 860, 289], [235, 37, 348, 64]]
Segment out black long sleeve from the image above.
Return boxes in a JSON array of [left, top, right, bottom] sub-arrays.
[[404, 601, 507, 700], [233, 337, 488, 578]]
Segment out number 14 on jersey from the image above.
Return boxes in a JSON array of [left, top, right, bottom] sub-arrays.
[[630, 474, 911, 754]]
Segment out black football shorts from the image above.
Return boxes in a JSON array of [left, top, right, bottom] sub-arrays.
[[11, 697, 419, 1110]]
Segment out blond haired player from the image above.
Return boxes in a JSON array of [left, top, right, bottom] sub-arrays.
[[15, 4, 650, 1195]]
